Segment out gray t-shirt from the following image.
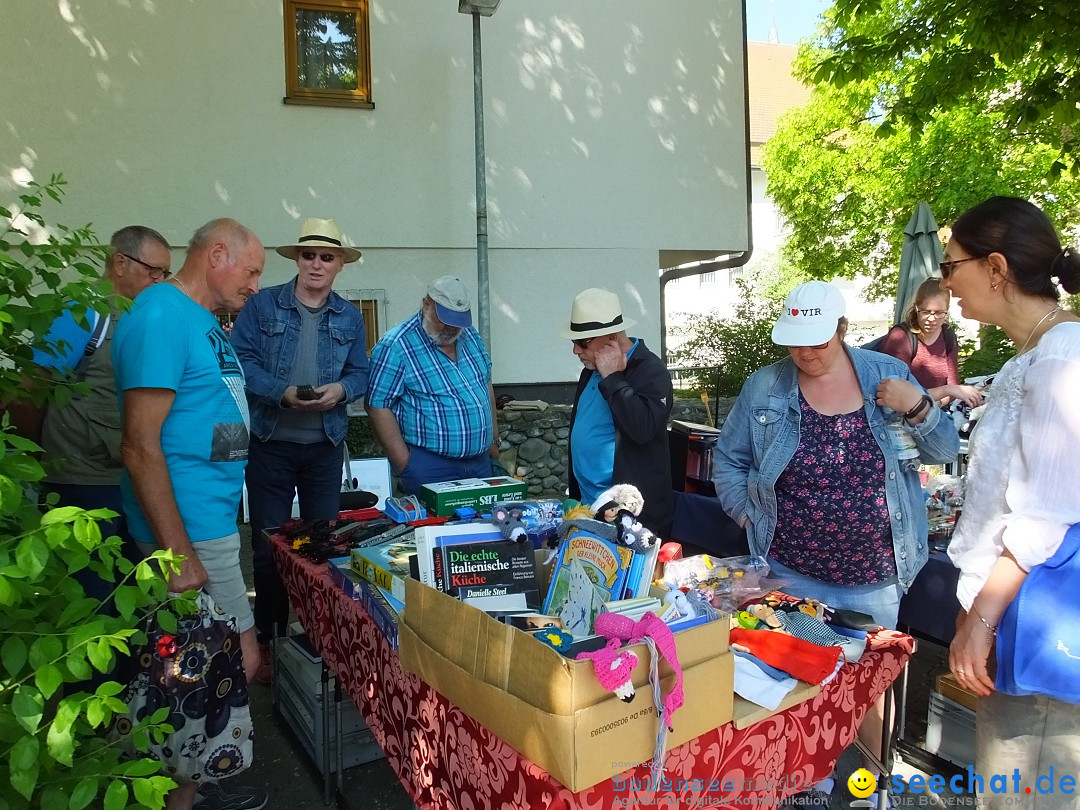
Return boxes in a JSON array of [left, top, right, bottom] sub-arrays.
[[270, 299, 327, 444]]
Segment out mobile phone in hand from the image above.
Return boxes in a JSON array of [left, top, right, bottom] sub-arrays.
[[296, 384, 318, 401]]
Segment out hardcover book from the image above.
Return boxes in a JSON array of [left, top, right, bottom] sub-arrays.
[[413, 521, 506, 588], [542, 529, 634, 636], [349, 537, 416, 603], [437, 539, 541, 608]]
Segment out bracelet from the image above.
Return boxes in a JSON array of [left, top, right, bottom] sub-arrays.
[[904, 394, 933, 421], [972, 606, 997, 638]]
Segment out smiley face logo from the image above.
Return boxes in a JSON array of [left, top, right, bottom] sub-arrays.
[[847, 768, 877, 799]]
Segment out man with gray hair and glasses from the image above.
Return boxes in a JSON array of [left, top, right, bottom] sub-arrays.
[[11, 224, 172, 577]]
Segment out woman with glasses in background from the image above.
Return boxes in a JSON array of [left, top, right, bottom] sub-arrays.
[[875, 277, 984, 408]]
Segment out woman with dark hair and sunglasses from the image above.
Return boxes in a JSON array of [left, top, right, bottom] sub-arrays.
[[943, 196, 1080, 806], [875, 277, 984, 408]]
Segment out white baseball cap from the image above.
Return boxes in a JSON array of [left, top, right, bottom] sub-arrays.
[[771, 281, 846, 346]]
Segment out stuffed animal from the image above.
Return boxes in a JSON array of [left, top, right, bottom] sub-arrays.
[[490, 504, 527, 543], [591, 484, 657, 553], [576, 640, 639, 701]]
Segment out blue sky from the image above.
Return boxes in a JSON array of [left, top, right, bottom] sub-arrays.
[[744, 0, 830, 44]]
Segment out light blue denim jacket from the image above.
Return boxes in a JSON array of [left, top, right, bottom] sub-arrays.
[[712, 345, 959, 590], [231, 278, 369, 445]]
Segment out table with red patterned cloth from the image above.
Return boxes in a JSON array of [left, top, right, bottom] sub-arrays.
[[272, 536, 914, 810]]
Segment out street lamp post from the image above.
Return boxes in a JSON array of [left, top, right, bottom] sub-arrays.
[[457, 0, 501, 348]]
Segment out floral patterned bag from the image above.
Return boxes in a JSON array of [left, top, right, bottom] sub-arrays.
[[114, 591, 254, 783]]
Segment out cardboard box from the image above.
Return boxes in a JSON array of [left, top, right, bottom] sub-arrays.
[[398, 578, 733, 792], [935, 672, 978, 712], [419, 476, 527, 517]]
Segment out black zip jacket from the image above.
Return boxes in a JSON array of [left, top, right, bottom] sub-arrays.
[[567, 339, 674, 536]]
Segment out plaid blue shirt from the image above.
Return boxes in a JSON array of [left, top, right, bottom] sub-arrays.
[[366, 312, 493, 459]]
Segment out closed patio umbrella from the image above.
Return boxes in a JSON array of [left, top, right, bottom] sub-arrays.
[[894, 201, 944, 324]]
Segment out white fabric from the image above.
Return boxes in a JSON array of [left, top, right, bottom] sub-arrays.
[[732, 654, 798, 710], [949, 321, 1080, 609]]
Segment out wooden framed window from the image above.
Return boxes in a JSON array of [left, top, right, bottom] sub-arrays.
[[345, 289, 386, 353], [283, 0, 372, 108]]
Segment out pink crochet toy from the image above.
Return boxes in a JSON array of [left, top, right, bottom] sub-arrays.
[[577, 642, 639, 701], [577, 611, 686, 783]]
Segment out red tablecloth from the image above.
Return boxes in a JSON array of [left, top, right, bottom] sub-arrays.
[[272, 537, 914, 810]]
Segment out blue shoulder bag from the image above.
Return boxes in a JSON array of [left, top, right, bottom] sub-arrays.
[[995, 522, 1080, 704]]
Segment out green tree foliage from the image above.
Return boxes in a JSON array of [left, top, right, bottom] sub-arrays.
[[763, 2, 1080, 298], [669, 276, 789, 397], [0, 176, 183, 809], [815, 0, 1080, 171]]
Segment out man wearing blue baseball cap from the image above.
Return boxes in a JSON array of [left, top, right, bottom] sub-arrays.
[[366, 275, 499, 494]]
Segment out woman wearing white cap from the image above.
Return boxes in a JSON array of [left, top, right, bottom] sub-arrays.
[[713, 280, 959, 802]]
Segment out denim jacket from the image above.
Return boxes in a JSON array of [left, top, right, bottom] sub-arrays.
[[712, 345, 959, 590], [231, 278, 369, 445]]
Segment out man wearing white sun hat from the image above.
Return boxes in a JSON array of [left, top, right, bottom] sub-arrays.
[[231, 217, 368, 683], [561, 287, 674, 536]]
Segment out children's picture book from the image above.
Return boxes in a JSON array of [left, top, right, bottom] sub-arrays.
[[542, 528, 633, 636], [625, 539, 662, 599], [435, 539, 541, 608], [413, 521, 506, 588]]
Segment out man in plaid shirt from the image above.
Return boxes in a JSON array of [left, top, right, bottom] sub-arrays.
[[365, 276, 499, 495]]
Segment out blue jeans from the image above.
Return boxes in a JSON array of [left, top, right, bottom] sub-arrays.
[[246, 438, 342, 643], [398, 444, 493, 496]]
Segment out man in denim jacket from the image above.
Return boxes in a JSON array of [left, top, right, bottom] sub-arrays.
[[231, 218, 369, 682]]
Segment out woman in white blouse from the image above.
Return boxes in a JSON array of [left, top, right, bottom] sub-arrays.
[[943, 196, 1080, 803]]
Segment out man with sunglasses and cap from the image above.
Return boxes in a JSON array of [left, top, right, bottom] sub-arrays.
[[562, 287, 674, 536], [366, 275, 499, 495], [231, 218, 369, 684]]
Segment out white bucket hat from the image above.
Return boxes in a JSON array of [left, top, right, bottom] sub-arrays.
[[771, 280, 846, 346], [276, 218, 362, 263], [558, 288, 637, 341]]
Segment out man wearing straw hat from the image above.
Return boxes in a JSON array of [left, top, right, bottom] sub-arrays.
[[561, 288, 674, 536], [231, 218, 369, 683]]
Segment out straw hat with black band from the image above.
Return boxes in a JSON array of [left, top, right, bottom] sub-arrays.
[[559, 288, 637, 341], [275, 218, 362, 264]]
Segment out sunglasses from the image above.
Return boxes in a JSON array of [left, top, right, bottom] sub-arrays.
[[299, 250, 340, 263], [938, 256, 984, 280], [121, 252, 171, 280], [572, 336, 596, 350]]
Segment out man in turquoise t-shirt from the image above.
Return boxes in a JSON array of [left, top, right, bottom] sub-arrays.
[[113, 218, 265, 810]]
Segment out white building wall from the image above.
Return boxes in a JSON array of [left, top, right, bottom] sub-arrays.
[[1, 0, 749, 384]]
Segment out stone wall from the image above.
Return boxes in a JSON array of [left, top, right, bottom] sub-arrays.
[[348, 395, 736, 498], [495, 396, 735, 497]]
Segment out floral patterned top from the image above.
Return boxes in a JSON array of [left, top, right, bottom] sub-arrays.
[[770, 394, 896, 584]]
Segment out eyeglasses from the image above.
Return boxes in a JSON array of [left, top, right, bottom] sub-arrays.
[[793, 339, 832, 350], [299, 250, 340, 263], [121, 252, 171, 280], [938, 256, 984, 280], [572, 337, 595, 350], [917, 309, 949, 320]]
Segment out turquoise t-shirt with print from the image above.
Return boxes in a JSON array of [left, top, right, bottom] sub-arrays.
[[113, 284, 250, 543]]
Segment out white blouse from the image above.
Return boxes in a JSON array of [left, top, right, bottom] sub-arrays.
[[949, 321, 1080, 610]]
